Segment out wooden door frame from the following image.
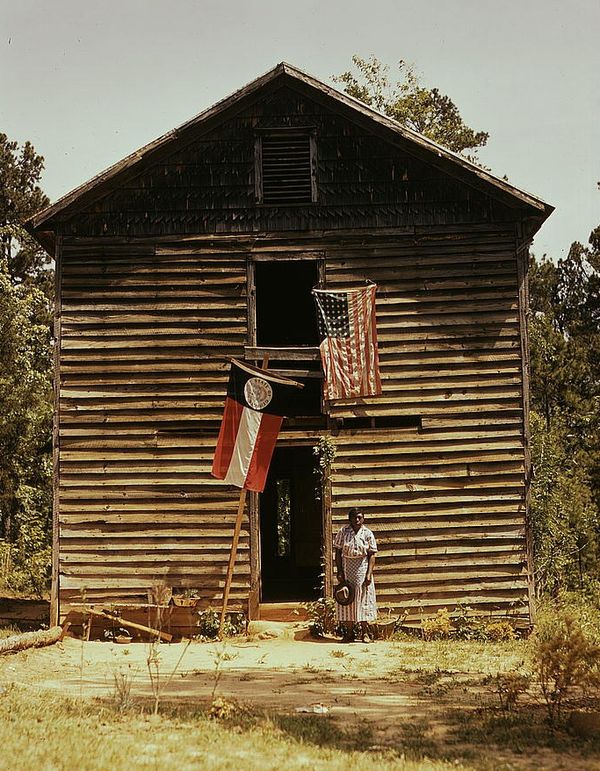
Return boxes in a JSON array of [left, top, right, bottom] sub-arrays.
[[248, 439, 329, 618], [246, 250, 328, 618]]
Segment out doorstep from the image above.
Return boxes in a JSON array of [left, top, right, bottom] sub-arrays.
[[258, 602, 309, 622]]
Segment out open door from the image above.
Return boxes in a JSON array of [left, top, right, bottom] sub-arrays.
[[259, 446, 322, 602]]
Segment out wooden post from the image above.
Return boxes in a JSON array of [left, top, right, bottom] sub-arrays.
[[219, 488, 248, 632], [219, 355, 269, 633]]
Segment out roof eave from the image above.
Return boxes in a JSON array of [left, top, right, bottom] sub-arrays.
[[26, 61, 553, 237]]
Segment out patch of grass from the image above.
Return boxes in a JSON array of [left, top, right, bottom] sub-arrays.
[[271, 714, 352, 748], [447, 705, 600, 758], [396, 718, 443, 759], [0, 624, 21, 639], [0, 685, 462, 770], [390, 638, 526, 675]]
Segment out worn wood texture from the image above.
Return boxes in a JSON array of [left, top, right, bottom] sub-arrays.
[[0, 626, 63, 656], [55, 87, 527, 239], [56, 226, 531, 624], [43, 72, 550, 625]]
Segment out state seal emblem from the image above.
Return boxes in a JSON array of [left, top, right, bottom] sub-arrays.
[[244, 377, 273, 410]]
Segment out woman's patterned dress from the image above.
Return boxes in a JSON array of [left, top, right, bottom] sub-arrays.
[[333, 524, 378, 623]]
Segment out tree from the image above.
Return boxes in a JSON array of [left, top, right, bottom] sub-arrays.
[[529, 222, 600, 595], [0, 133, 52, 593], [0, 133, 50, 291], [0, 273, 53, 592], [334, 55, 489, 159]]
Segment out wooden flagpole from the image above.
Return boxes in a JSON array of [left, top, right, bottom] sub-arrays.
[[219, 355, 269, 634], [219, 488, 248, 632]]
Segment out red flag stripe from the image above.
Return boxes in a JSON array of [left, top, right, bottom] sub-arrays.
[[211, 397, 244, 479], [244, 412, 283, 491]]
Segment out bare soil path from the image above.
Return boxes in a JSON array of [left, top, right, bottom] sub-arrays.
[[1, 628, 599, 770]]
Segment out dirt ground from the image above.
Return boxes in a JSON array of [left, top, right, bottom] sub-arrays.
[[1, 625, 599, 770], [4, 626, 424, 716]]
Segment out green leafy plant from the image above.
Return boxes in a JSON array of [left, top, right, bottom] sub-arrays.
[[303, 597, 339, 637], [313, 435, 337, 500], [488, 671, 531, 711], [451, 604, 487, 641], [531, 601, 600, 725], [334, 55, 489, 160], [421, 608, 452, 641], [485, 620, 517, 642], [112, 668, 134, 713], [196, 608, 245, 639]]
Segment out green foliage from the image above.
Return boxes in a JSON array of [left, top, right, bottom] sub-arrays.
[[529, 227, 600, 595], [530, 598, 600, 724], [0, 133, 50, 290], [0, 272, 53, 594], [529, 411, 598, 595], [195, 607, 245, 638], [485, 621, 517, 643], [421, 608, 452, 640], [421, 605, 517, 642], [334, 55, 489, 159], [488, 671, 531, 711], [313, 434, 337, 500], [303, 596, 339, 637], [0, 133, 53, 595]]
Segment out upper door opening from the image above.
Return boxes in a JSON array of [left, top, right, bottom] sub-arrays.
[[255, 260, 320, 347]]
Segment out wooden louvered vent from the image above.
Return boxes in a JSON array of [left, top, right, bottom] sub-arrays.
[[260, 134, 315, 204]]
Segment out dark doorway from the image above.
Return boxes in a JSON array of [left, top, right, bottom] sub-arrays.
[[255, 261, 320, 346], [259, 446, 322, 601]]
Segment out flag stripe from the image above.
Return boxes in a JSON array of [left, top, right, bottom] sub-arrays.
[[222, 406, 263, 488], [244, 412, 283, 491], [211, 397, 244, 479], [314, 284, 382, 401]]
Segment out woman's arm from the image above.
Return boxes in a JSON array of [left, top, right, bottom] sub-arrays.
[[335, 548, 344, 581], [364, 551, 376, 587]]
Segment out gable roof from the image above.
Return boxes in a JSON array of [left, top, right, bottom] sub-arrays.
[[27, 61, 553, 239]]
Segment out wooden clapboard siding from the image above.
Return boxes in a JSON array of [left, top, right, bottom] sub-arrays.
[[56, 225, 531, 624], [58, 240, 249, 614], [34, 63, 551, 627], [323, 230, 530, 622]]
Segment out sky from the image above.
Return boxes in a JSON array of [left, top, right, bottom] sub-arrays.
[[1, 0, 598, 260]]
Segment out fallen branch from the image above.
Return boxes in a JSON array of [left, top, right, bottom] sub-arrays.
[[0, 626, 63, 655], [86, 608, 173, 642]]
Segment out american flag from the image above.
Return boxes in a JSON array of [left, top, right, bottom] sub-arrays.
[[312, 284, 382, 401]]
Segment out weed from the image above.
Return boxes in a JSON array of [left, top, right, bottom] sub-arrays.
[[145, 637, 162, 716], [196, 607, 245, 639], [485, 620, 517, 642], [451, 603, 487, 641], [531, 603, 600, 725], [330, 649, 347, 659], [0, 624, 21, 639], [421, 608, 452, 640], [303, 597, 338, 637], [486, 671, 531, 711], [209, 643, 235, 702], [421, 605, 518, 643], [302, 663, 321, 674], [112, 668, 134, 713], [208, 696, 236, 720], [144, 587, 192, 715]]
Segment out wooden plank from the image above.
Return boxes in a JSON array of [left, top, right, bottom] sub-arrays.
[[52, 233, 63, 628]]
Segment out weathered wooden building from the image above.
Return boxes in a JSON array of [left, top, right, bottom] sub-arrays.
[[28, 63, 552, 627]]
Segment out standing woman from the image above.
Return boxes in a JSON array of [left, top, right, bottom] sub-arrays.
[[333, 507, 377, 642]]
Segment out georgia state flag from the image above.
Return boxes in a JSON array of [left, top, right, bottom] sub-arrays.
[[211, 359, 301, 492]]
